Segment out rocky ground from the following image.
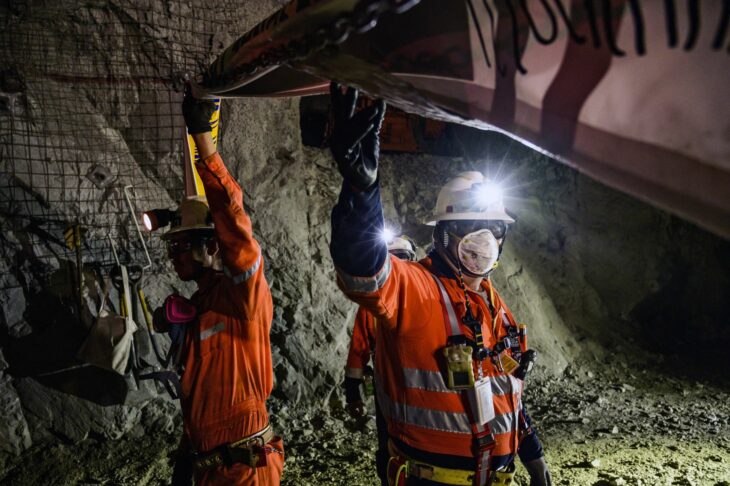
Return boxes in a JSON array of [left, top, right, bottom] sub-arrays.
[[1, 360, 728, 486]]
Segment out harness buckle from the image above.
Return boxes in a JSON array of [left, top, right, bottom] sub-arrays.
[[476, 432, 496, 453]]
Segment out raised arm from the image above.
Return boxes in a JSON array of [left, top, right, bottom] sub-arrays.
[[183, 90, 262, 288], [328, 83, 394, 316]]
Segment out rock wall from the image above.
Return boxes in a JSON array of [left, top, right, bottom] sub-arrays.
[[1, 0, 728, 461]]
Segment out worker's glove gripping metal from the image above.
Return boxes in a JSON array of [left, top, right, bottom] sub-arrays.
[[182, 86, 216, 134], [329, 82, 386, 191]]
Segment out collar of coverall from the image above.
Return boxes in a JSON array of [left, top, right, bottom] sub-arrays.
[[424, 251, 493, 303]]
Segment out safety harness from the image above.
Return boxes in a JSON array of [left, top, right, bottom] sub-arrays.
[[433, 275, 497, 486]]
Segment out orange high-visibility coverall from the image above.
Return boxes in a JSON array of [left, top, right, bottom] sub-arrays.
[[337, 255, 524, 460], [181, 152, 283, 485], [345, 307, 377, 380]]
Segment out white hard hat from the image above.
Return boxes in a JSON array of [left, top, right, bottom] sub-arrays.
[[387, 236, 414, 254], [162, 196, 215, 239], [426, 171, 514, 225]]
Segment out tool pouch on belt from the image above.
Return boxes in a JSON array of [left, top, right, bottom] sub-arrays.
[[193, 443, 267, 471], [192, 427, 278, 472]]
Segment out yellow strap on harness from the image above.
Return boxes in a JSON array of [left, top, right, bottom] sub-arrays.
[[387, 440, 500, 486], [490, 462, 517, 485], [407, 459, 474, 485]]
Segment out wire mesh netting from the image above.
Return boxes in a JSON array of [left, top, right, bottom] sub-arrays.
[[0, 0, 269, 279]]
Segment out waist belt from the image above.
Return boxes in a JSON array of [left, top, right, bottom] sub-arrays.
[[388, 440, 473, 485], [192, 424, 275, 471]]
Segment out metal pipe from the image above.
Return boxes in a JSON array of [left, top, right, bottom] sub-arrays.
[[107, 233, 120, 267], [123, 185, 152, 270]]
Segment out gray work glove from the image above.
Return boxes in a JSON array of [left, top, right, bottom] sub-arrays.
[[182, 86, 216, 134], [524, 457, 552, 486], [329, 82, 386, 191]]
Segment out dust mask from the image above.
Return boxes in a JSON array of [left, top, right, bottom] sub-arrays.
[[456, 229, 500, 276]]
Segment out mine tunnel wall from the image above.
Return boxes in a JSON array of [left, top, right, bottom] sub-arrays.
[[1, 0, 728, 457]]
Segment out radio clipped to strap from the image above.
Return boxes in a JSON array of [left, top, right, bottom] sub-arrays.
[[444, 339, 475, 390], [433, 275, 477, 391]]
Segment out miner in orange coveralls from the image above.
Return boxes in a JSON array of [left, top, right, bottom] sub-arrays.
[[344, 234, 417, 486], [328, 83, 551, 486], [152, 89, 284, 486]]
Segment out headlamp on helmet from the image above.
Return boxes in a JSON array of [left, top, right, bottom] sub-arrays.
[[142, 208, 175, 232], [474, 181, 504, 209], [427, 172, 514, 225]]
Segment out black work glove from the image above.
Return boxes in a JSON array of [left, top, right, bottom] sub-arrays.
[[343, 377, 365, 418], [182, 86, 216, 134], [343, 377, 363, 404], [329, 82, 386, 191]]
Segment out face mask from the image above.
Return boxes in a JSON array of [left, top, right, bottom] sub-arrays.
[[456, 229, 500, 276]]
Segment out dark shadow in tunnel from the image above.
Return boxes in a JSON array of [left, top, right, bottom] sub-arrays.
[[629, 231, 730, 388], [33, 366, 130, 406], [1, 259, 131, 406]]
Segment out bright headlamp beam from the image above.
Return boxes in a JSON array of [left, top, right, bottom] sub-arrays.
[[142, 213, 154, 231], [142, 208, 173, 232], [475, 181, 503, 208], [380, 226, 395, 244]]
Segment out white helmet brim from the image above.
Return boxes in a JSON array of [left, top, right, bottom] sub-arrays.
[[426, 210, 515, 226]]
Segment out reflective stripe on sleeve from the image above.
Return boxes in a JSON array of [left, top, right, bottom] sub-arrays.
[[345, 367, 364, 379], [336, 256, 392, 293], [224, 253, 261, 284]]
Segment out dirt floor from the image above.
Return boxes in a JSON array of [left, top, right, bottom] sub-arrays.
[[1, 364, 728, 486]]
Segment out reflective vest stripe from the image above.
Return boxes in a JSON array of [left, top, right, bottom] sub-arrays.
[[432, 275, 462, 336], [402, 368, 458, 394], [337, 257, 392, 293], [224, 253, 261, 284], [402, 368, 521, 397], [376, 379, 472, 434], [200, 322, 225, 341], [378, 373, 522, 437], [491, 375, 522, 396], [488, 410, 520, 435]]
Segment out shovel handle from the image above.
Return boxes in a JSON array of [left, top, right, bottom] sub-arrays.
[[138, 289, 154, 331]]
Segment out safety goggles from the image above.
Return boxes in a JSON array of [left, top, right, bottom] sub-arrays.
[[166, 239, 197, 257], [447, 220, 508, 239]]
